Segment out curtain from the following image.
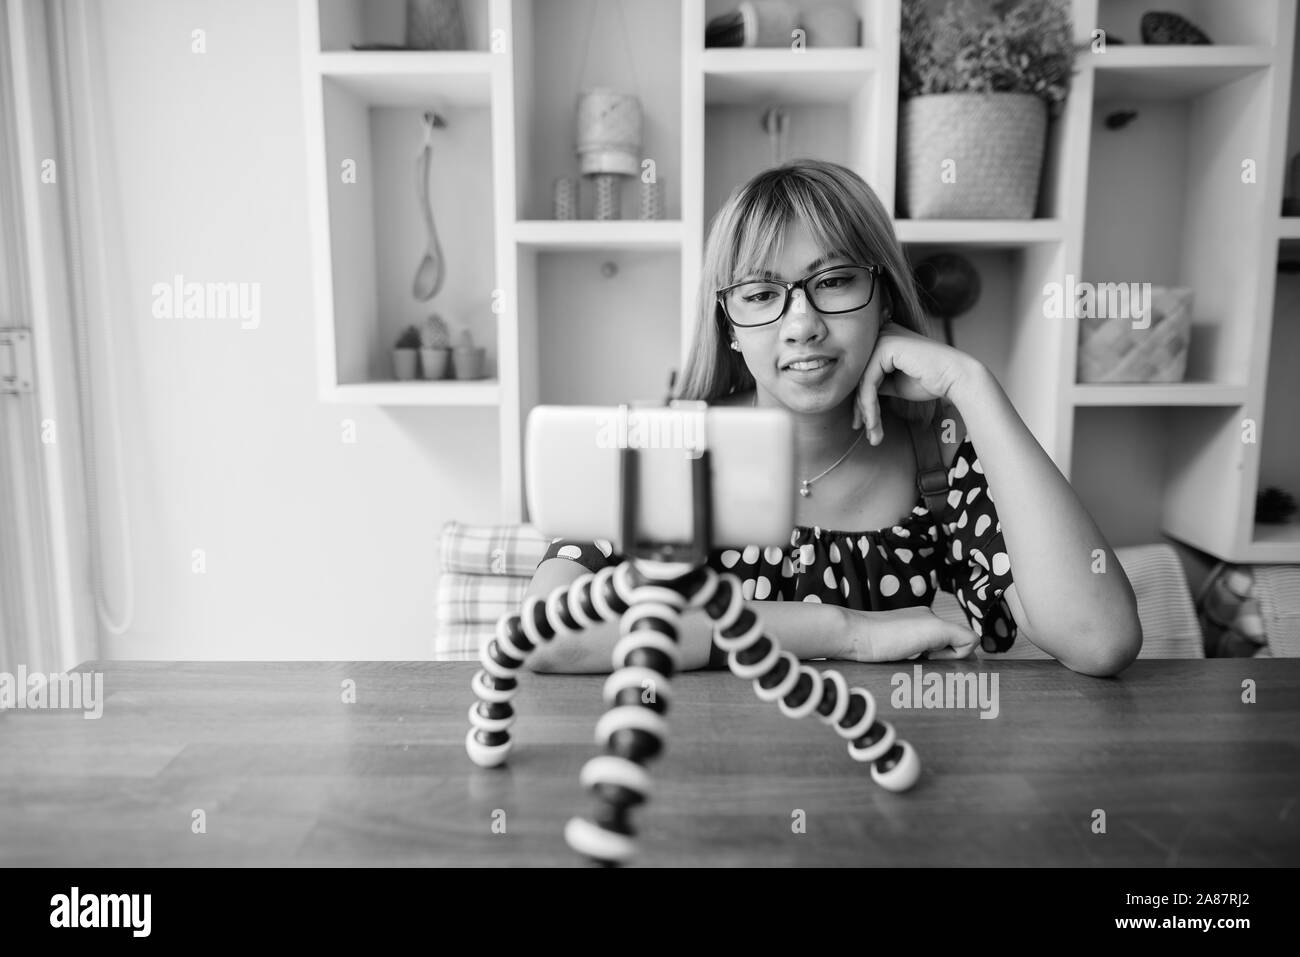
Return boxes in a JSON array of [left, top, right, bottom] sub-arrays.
[[0, 0, 127, 673]]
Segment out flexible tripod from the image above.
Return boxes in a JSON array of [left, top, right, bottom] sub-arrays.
[[465, 409, 921, 866]]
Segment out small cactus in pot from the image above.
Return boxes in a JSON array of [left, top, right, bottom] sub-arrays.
[[419, 312, 451, 379], [452, 328, 485, 380], [393, 324, 421, 380]]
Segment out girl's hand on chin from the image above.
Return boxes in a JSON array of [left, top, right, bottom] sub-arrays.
[[851, 323, 983, 442]]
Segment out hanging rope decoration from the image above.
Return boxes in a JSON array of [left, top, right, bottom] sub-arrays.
[[761, 104, 791, 165]]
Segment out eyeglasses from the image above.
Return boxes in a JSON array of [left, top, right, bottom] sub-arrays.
[[717, 263, 880, 327]]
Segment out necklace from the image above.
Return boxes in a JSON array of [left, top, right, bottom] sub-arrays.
[[752, 391, 866, 497]]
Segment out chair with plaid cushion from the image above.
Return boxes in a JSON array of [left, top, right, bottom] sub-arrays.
[[434, 522, 552, 660]]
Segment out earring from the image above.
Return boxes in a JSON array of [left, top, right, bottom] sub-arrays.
[[729, 341, 741, 351]]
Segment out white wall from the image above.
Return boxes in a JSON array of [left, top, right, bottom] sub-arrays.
[[90, 0, 499, 660]]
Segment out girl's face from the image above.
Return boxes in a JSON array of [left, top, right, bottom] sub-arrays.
[[730, 222, 884, 415]]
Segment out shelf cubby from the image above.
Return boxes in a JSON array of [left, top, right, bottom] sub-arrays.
[[1074, 4, 1286, 561], [697, 1, 890, 222], [530, 249, 681, 407], [316, 0, 493, 53], [703, 99, 860, 223], [513, 0, 681, 222], [1095, 0, 1282, 48], [1074, 405, 1244, 550], [314, 73, 498, 392], [702, 0, 877, 50], [1082, 74, 1270, 391]]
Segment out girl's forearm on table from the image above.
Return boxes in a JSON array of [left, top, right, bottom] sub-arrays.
[[736, 599, 852, 659], [529, 596, 851, 673], [528, 607, 715, 673]]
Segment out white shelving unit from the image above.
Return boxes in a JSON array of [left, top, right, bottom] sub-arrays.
[[1077, 0, 1300, 563], [298, 0, 1300, 562]]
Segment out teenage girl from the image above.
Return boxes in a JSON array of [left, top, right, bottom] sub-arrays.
[[526, 159, 1142, 676]]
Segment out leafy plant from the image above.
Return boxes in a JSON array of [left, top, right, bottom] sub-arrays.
[[395, 324, 422, 349], [900, 0, 1077, 112]]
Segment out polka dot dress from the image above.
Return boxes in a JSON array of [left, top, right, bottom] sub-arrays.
[[537, 435, 1018, 655]]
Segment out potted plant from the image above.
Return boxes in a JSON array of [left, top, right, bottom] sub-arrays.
[[419, 312, 451, 379], [898, 0, 1075, 219], [393, 324, 421, 380], [451, 329, 485, 380]]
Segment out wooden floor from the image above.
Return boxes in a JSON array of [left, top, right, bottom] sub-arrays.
[[0, 659, 1296, 866]]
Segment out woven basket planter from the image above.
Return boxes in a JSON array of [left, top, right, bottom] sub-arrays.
[[1077, 286, 1192, 383], [898, 93, 1048, 219]]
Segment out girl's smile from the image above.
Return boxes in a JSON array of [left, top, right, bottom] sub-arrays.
[[781, 354, 838, 377]]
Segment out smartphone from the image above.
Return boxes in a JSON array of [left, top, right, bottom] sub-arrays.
[[525, 403, 795, 550]]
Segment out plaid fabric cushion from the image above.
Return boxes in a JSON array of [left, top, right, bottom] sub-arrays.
[[439, 521, 551, 576], [1254, 565, 1300, 658], [435, 622, 498, 662], [434, 522, 555, 660], [435, 572, 532, 626], [1119, 544, 1202, 658]]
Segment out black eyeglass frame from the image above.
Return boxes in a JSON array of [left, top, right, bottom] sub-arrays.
[[715, 263, 882, 328]]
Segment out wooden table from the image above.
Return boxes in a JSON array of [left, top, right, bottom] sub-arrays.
[[1, 659, 1296, 867]]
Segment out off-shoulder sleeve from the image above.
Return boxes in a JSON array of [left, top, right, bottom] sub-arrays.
[[935, 436, 1019, 653], [536, 537, 617, 575]]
